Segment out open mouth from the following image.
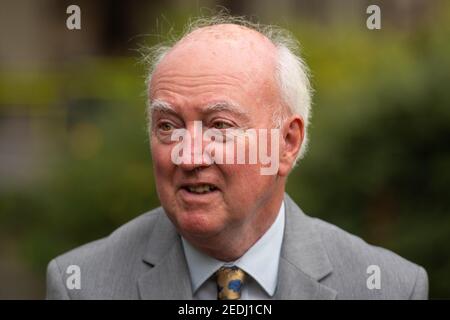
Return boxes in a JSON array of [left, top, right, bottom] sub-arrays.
[[180, 184, 219, 195]]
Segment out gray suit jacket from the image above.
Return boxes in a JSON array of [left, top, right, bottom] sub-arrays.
[[46, 194, 428, 299]]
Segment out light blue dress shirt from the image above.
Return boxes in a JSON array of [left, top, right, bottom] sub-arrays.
[[181, 201, 285, 300]]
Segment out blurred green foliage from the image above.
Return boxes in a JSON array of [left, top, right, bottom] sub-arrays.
[[1, 6, 449, 298]]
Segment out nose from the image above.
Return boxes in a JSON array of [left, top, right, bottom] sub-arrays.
[[177, 145, 212, 172], [174, 121, 214, 172]]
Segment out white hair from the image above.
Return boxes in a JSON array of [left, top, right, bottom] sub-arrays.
[[142, 13, 312, 163]]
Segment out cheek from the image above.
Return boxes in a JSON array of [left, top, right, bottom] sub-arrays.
[[151, 140, 175, 183], [221, 163, 273, 204]]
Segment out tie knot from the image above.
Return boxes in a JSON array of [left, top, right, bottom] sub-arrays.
[[216, 266, 246, 300]]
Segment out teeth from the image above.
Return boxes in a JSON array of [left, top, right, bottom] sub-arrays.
[[187, 184, 215, 194]]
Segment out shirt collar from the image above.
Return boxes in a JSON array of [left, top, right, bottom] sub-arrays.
[[181, 201, 285, 297]]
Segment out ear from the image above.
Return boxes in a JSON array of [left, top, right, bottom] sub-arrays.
[[278, 115, 304, 177]]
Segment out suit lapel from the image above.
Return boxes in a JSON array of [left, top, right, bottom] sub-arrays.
[[275, 257, 336, 299], [275, 194, 337, 300], [138, 212, 193, 299]]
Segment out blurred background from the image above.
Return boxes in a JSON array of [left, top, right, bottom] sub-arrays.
[[0, 0, 449, 299]]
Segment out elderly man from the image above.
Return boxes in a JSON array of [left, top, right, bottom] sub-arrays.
[[46, 17, 428, 300]]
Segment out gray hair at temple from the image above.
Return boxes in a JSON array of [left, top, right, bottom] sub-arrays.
[[142, 14, 313, 162]]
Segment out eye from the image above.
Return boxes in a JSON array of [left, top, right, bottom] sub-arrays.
[[158, 122, 174, 132], [212, 121, 232, 130]]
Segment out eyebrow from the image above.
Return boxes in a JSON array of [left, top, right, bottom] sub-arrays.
[[150, 99, 250, 121], [150, 99, 177, 115]]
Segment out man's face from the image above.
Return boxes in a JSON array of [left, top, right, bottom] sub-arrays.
[[149, 25, 285, 241]]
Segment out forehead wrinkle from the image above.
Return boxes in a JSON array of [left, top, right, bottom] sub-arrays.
[[150, 84, 250, 107], [205, 101, 250, 120], [151, 72, 249, 92]]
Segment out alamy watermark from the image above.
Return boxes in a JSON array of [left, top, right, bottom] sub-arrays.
[[366, 264, 381, 290], [366, 5, 381, 30], [168, 121, 280, 175], [66, 5, 81, 30], [66, 265, 81, 290]]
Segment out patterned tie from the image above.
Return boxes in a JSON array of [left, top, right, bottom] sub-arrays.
[[216, 266, 246, 300]]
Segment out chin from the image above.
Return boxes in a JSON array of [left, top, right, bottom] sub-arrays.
[[177, 210, 224, 238]]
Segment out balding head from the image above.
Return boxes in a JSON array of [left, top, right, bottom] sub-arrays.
[[167, 23, 278, 69]]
